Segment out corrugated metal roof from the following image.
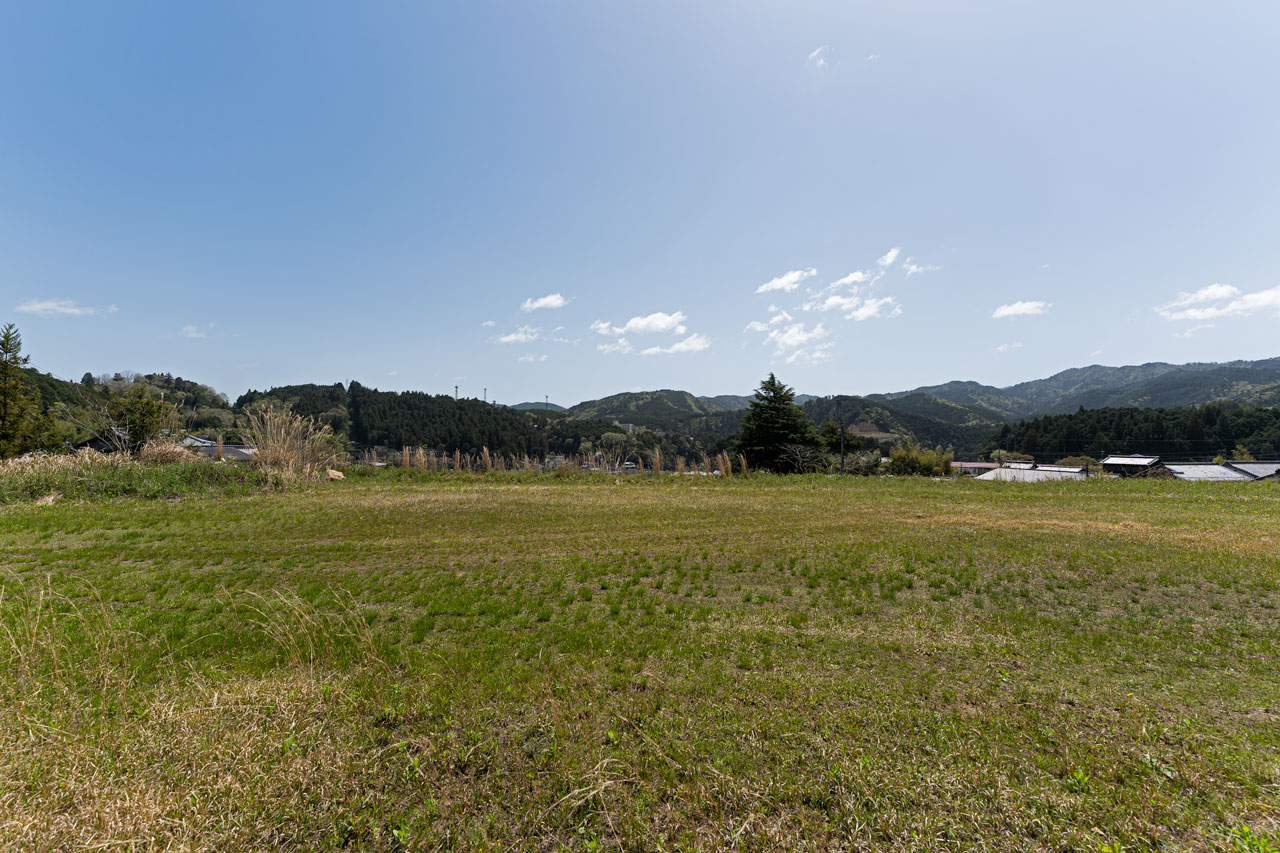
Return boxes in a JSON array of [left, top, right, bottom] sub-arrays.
[[1102, 455, 1160, 466], [1164, 464, 1253, 482], [976, 467, 1087, 482], [1006, 461, 1036, 469], [1035, 464, 1086, 474], [1226, 461, 1280, 479]]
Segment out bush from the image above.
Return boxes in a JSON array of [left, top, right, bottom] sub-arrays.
[[0, 451, 267, 503], [886, 440, 952, 477], [244, 406, 340, 480]]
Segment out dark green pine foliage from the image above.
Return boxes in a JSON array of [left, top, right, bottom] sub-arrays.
[[346, 383, 546, 455], [987, 402, 1280, 461], [733, 373, 821, 473], [0, 324, 56, 458]]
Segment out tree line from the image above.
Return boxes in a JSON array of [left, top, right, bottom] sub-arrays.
[[987, 403, 1280, 461]]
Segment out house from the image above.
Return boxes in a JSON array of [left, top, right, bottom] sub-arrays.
[[190, 444, 257, 462], [976, 463, 1086, 482], [1163, 463, 1253, 482], [1225, 461, 1280, 481], [952, 461, 1000, 476], [1101, 455, 1162, 478]]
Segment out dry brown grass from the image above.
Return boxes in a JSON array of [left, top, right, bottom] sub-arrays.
[[0, 447, 127, 476], [245, 406, 337, 480], [139, 440, 200, 464]]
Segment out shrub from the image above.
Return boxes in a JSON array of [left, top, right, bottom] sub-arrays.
[[887, 440, 952, 476], [244, 405, 339, 480]]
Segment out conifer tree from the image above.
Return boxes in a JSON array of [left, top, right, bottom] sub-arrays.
[[0, 323, 54, 458], [732, 373, 821, 473]]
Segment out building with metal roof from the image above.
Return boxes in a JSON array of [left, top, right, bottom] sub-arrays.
[[976, 465, 1087, 482], [952, 461, 1000, 476], [1101, 455, 1162, 477], [1225, 461, 1280, 481], [1163, 463, 1254, 482], [191, 444, 258, 462]]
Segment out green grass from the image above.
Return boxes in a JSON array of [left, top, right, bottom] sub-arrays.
[[1, 474, 1278, 850], [0, 459, 269, 503]]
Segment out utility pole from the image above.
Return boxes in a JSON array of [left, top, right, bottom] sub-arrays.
[[545, 394, 549, 413], [454, 385, 458, 399], [483, 387, 487, 403]]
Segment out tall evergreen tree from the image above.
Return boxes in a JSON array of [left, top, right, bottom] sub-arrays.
[[0, 323, 54, 458], [733, 373, 821, 472]]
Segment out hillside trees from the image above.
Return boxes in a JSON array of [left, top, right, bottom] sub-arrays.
[[733, 374, 822, 473], [0, 324, 56, 458]]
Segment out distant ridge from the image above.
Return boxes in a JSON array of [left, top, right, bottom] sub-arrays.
[[698, 393, 817, 411], [877, 357, 1280, 420], [511, 401, 566, 412]]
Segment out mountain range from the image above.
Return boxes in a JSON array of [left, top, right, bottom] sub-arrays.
[[23, 355, 1280, 460]]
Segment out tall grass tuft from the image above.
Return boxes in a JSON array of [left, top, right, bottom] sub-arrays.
[[651, 447, 663, 474], [481, 447, 492, 473], [738, 453, 749, 477], [245, 406, 337, 481], [139, 441, 198, 465]]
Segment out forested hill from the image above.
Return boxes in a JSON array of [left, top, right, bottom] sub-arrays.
[[990, 402, 1280, 461], [235, 382, 546, 455], [880, 357, 1280, 420], [566, 389, 728, 426], [801, 396, 1000, 457]]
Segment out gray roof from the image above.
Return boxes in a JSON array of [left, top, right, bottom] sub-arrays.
[[1163, 463, 1253, 482], [1102, 455, 1160, 466], [1225, 461, 1280, 479], [192, 444, 257, 461], [1034, 464, 1086, 474], [977, 467, 1087, 482]]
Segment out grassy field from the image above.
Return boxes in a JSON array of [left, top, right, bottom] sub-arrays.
[[1, 474, 1278, 851]]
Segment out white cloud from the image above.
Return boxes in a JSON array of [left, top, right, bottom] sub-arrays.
[[1163, 283, 1240, 308], [1156, 283, 1280, 321], [845, 296, 901, 321], [744, 310, 793, 332], [755, 268, 816, 294], [758, 322, 832, 366], [766, 322, 828, 352], [597, 337, 633, 355], [808, 46, 830, 68], [481, 320, 495, 327], [876, 247, 901, 267], [1175, 323, 1215, 338], [641, 333, 711, 356], [388, 370, 398, 376], [178, 325, 206, 339], [593, 311, 688, 337], [15, 298, 116, 318], [995, 342, 1023, 354], [497, 325, 540, 344], [801, 292, 899, 321], [903, 259, 941, 276], [866, 54, 880, 62], [517, 354, 548, 363], [623, 311, 686, 335], [520, 293, 568, 312], [829, 271, 870, 288], [992, 300, 1051, 319]]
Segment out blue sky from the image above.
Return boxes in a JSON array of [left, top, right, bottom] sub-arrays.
[[4, 2, 1279, 405]]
